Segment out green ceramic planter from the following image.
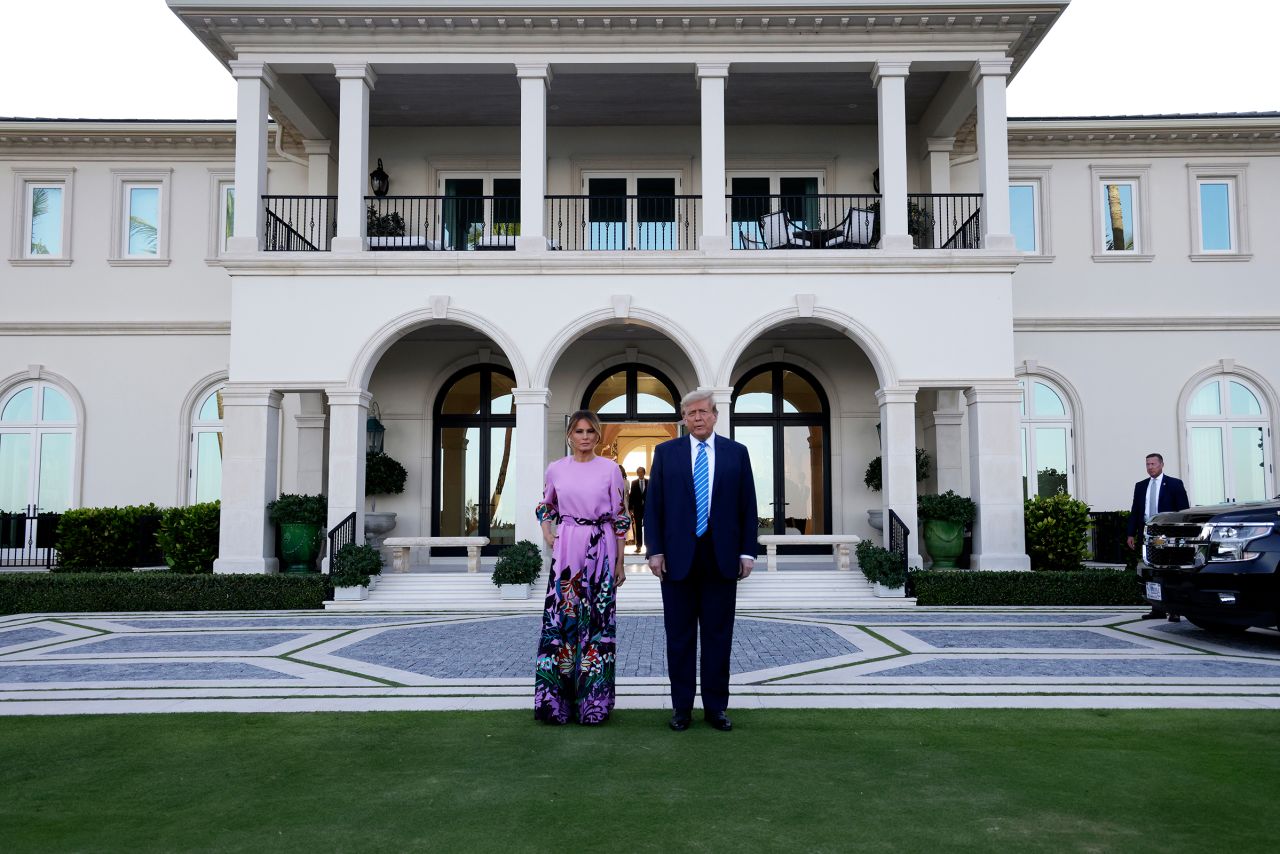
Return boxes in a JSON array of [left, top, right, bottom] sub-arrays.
[[279, 522, 322, 574], [922, 518, 965, 568]]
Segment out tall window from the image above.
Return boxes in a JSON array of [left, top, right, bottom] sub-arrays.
[[583, 364, 680, 423], [729, 174, 823, 248], [124, 184, 162, 256], [219, 183, 236, 254], [1187, 166, 1249, 259], [1099, 181, 1137, 252], [1009, 183, 1038, 253], [190, 387, 224, 503], [110, 169, 171, 263], [11, 170, 73, 263], [26, 184, 65, 257], [582, 172, 680, 250], [1091, 165, 1151, 259], [1019, 378, 1074, 499], [0, 380, 77, 525], [433, 366, 517, 552], [1186, 377, 1272, 505], [439, 174, 520, 250], [732, 364, 830, 546]]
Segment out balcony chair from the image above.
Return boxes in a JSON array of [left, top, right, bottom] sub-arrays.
[[738, 228, 767, 250], [757, 210, 814, 249], [823, 207, 877, 249]]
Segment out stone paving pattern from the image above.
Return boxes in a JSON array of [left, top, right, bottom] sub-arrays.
[[1, 608, 1277, 713]]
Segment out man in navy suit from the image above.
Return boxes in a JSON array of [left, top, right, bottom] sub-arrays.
[[1126, 452, 1190, 620], [645, 390, 757, 732]]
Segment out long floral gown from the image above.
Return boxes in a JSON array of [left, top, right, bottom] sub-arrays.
[[534, 455, 630, 724]]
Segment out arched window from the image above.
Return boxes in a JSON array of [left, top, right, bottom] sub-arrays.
[[1019, 378, 1074, 499], [582, 364, 681, 422], [433, 365, 517, 552], [189, 386, 224, 503], [1185, 377, 1273, 505], [1, 379, 78, 558], [731, 364, 831, 545]]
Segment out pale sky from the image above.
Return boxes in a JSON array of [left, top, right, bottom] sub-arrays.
[[1, 0, 1276, 121]]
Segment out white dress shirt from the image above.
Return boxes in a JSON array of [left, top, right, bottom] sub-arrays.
[[1145, 474, 1164, 522], [689, 432, 717, 514]]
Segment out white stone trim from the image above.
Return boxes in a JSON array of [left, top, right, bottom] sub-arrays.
[[205, 169, 236, 262], [9, 168, 75, 265], [108, 168, 173, 265]]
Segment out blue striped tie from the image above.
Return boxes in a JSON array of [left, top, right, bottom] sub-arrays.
[[694, 441, 709, 537]]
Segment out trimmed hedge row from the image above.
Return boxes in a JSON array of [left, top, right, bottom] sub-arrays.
[[0, 573, 327, 615], [911, 568, 1144, 606], [56, 505, 165, 571]]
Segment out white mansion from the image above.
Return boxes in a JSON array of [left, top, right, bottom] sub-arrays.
[[2, 1, 1277, 574]]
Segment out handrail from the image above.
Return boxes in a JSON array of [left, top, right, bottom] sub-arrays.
[[326, 512, 357, 573], [941, 208, 983, 250], [887, 508, 911, 593], [263, 209, 318, 252]]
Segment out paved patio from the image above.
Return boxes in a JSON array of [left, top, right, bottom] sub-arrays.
[[2, 607, 1278, 714]]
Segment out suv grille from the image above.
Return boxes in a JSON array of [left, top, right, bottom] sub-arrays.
[[1144, 522, 1207, 569]]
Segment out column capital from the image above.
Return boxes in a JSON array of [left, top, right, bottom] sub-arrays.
[[229, 61, 278, 89], [301, 139, 332, 156], [925, 136, 956, 154], [875, 387, 918, 406], [515, 63, 553, 83], [295, 414, 328, 429], [327, 388, 373, 408], [219, 387, 283, 409], [968, 58, 1014, 85], [514, 387, 551, 406], [964, 382, 1023, 406], [871, 61, 911, 86], [334, 63, 377, 88], [696, 62, 731, 80]]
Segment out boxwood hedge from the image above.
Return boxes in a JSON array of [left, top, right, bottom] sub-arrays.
[[0, 573, 327, 615], [911, 568, 1144, 606]]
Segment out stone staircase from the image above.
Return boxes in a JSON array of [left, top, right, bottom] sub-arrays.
[[326, 562, 914, 611]]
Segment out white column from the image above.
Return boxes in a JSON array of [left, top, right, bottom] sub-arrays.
[[227, 62, 276, 253], [927, 389, 966, 495], [295, 392, 328, 496], [971, 59, 1016, 251], [707, 387, 734, 437], [516, 64, 550, 253], [966, 384, 1030, 569], [213, 388, 282, 574], [332, 63, 376, 253], [303, 139, 336, 196], [697, 63, 731, 255], [877, 387, 922, 567], [326, 389, 369, 545], [873, 61, 913, 251], [515, 388, 551, 548], [924, 137, 955, 194]]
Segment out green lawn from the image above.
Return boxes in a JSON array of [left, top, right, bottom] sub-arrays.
[[2, 709, 1276, 853]]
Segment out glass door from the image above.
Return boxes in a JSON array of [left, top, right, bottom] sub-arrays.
[[583, 173, 679, 250], [440, 175, 520, 250]]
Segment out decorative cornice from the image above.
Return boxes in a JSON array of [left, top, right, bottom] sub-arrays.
[[0, 322, 230, 336], [1007, 116, 1280, 152], [1014, 317, 1280, 333], [0, 121, 249, 156]]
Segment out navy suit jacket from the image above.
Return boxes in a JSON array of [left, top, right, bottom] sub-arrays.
[[1127, 475, 1190, 536], [645, 434, 758, 581]]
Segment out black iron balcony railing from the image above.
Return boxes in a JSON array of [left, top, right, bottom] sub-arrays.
[[259, 193, 984, 252], [546, 195, 700, 251], [908, 193, 983, 249], [263, 195, 336, 251]]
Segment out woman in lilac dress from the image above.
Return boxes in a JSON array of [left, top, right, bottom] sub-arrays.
[[534, 410, 630, 724]]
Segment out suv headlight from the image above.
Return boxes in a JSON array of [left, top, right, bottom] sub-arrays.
[[1206, 523, 1274, 562]]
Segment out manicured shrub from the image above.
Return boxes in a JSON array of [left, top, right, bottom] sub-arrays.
[[864, 448, 931, 491], [1024, 493, 1092, 571], [266, 494, 327, 526], [854, 539, 906, 588], [365, 452, 407, 499], [911, 569, 1144, 606], [918, 490, 977, 524], [331, 543, 384, 588], [0, 573, 327, 614], [492, 540, 543, 586], [156, 502, 220, 574], [55, 504, 164, 571]]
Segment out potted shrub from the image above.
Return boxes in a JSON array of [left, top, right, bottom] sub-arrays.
[[854, 539, 907, 598], [864, 447, 931, 531], [331, 542, 384, 601], [491, 539, 543, 600], [1024, 493, 1091, 571], [365, 450, 408, 549], [917, 490, 977, 569], [267, 493, 327, 574]]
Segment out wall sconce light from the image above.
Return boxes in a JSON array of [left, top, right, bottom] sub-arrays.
[[369, 159, 390, 197]]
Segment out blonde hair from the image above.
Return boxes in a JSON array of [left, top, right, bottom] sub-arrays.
[[565, 409, 603, 440]]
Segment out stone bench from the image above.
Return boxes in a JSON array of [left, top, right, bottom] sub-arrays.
[[382, 536, 490, 573], [755, 534, 862, 572]]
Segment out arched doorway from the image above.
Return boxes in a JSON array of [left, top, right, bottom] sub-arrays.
[[432, 365, 517, 554], [731, 363, 831, 549], [581, 363, 682, 551]]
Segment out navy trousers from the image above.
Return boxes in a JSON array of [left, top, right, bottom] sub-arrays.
[[661, 530, 737, 714]]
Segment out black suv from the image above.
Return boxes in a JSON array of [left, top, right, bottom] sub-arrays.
[[1143, 500, 1280, 633]]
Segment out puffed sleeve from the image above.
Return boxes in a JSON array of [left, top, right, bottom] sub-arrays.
[[611, 463, 631, 536], [535, 463, 560, 524]]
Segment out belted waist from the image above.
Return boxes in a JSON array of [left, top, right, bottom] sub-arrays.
[[562, 515, 615, 528]]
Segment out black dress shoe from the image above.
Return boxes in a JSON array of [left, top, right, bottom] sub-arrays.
[[1140, 609, 1167, 620], [1166, 614, 1182, 623], [669, 711, 692, 732], [706, 712, 733, 732]]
